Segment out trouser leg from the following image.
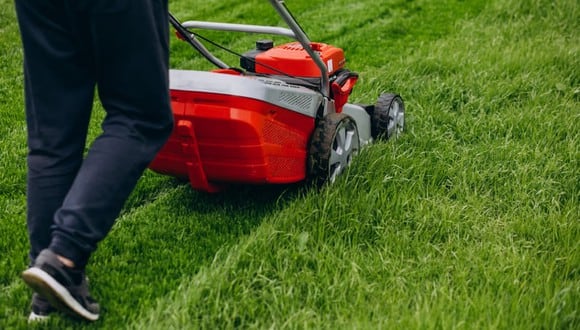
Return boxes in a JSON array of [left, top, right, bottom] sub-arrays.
[[49, 0, 173, 268], [16, 0, 173, 268], [15, 0, 95, 264]]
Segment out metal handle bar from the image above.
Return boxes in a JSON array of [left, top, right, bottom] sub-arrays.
[[169, 13, 229, 69], [181, 21, 296, 39]]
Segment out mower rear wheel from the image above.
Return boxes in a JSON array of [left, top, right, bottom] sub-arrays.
[[308, 112, 360, 186], [372, 93, 405, 139]]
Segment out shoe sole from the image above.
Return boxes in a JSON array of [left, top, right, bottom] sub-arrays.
[[22, 267, 99, 321]]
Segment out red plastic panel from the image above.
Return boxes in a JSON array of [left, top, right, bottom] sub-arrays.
[[149, 90, 316, 191]]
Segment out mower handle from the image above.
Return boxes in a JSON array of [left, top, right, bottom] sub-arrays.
[[169, 13, 229, 69], [180, 21, 296, 39]]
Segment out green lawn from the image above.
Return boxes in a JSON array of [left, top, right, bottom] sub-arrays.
[[0, 0, 578, 329]]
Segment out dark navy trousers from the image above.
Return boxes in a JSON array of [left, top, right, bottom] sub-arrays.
[[15, 0, 174, 268]]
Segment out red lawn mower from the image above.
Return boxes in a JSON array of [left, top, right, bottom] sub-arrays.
[[149, 0, 405, 192]]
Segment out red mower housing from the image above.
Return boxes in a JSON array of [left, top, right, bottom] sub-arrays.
[[149, 68, 319, 192]]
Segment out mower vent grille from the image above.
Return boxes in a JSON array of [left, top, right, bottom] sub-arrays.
[[268, 156, 303, 179], [278, 91, 314, 112], [263, 119, 307, 149], [281, 44, 304, 51]]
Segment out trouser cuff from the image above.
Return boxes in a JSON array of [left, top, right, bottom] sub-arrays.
[[49, 234, 90, 269]]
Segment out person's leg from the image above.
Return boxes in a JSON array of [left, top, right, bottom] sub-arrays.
[[48, 0, 173, 269], [16, 0, 98, 321], [20, 0, 172, 321], [15, 0, 96, 265]]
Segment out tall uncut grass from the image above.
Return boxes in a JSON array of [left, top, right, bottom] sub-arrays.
[[0, 0, 578, 329]]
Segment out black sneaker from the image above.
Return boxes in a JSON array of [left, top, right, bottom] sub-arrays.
[[22, 249, 100, 321], [28, 293, 55, 322]]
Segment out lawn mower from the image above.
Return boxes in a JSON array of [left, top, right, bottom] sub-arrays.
[[149, 0, 405, 192]]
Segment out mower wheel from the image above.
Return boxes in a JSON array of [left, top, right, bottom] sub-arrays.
[[308, 112, 360, 186], [371, 93, 405, 139]]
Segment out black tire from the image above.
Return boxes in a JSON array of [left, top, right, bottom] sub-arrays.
[[371, 93, 405, 139], [308, 112, 360, 186]]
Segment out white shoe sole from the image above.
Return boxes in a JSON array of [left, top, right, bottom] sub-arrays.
[[22, 267, 99, 321]]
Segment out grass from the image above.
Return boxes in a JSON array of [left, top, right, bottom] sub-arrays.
[[0, 0, 578, 328]]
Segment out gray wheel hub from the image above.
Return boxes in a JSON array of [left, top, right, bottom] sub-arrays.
[[328, 121, 359, 183], [388, 98, 405, 137]]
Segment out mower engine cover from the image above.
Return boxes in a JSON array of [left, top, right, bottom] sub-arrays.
[[241, 41, 346, 78]]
